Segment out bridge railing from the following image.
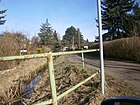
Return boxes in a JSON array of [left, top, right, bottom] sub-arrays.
[[0, 49, 100, 105]]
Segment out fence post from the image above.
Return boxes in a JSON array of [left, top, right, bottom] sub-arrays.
[[48, 52, 57, 105], [82, 52, 85, 69]]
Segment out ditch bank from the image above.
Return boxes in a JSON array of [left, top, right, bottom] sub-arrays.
[[0, 58, 47, 104], [22, 56, 137, 105], [0, 55, 137, 105], [22, 60, 100, 104]]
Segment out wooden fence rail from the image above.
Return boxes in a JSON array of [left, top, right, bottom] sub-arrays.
[[0, 49, 100, 105]]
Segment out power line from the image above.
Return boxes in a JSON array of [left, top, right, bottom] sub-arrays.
[[82, 22, 95, 31], [80, 17, 95, 28]]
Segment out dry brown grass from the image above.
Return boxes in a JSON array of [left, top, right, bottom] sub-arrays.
[[104, 37, 140, 62], [0, 80, 24, 105], [89, 37, 140, 63], [21, 56, 137, 105], [0, 58, 47, 104], [0, 34, 20, 70], [0, 32, 52, 71], [0, 32, 30, 71]]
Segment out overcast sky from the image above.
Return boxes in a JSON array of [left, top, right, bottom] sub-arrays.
[[0, 0, 103, 41]]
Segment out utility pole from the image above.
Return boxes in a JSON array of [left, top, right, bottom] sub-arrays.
[[77, 28, 81, 49], [97, 0, 105, 95]]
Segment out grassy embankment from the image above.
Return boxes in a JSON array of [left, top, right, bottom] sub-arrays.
[[22, 56, 137, 105], [89, 37, 140, 63], [0, 55, 138, 105]]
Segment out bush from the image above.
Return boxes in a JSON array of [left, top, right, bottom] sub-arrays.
[[0, 35, 19, 70], [0, 32, 29, 70]]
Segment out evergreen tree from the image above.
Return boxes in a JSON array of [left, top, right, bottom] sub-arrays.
[[62, 26, 83, 48], [53, 30, 61, 51], [38, 19, 53, 45], [132, 2, 140, 36], [53, 30, 59, 42], [101, 0, 135, 40], [122, 2, 140, 37], [38, 19, 62, 51], [86, 39, 89, 43], [0, 9, 7, 25]]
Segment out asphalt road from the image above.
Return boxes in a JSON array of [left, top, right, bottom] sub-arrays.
[[67, 54, 140, 94]]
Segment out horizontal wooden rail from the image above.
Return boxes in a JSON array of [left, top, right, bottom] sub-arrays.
[[0, 49, 99, 61], [0, 49, 100, 105], [34, 72, 99, 105], [0, 53, 49, 61], [57, 71, 99, 100], [52, 49, 99, 56], [34, 99, 52, 105]]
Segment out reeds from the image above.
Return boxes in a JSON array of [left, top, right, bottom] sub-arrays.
[[0, 80, 24, 105]]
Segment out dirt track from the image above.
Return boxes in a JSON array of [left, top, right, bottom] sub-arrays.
[[67, 54, 140, 94]]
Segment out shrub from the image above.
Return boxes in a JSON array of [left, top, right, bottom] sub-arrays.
[[104, 37, 140, 62], [0, 32, 29, 70], [90, 36, 140, 63]]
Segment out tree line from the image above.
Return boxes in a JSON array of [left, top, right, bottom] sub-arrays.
[[0, 4, 84, 52], [37, 19, 84, 51], [2, 0, 139, 51], [0, 1, 84, 51]]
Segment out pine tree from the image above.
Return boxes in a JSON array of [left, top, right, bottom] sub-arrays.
[[53, 30, 61, 51], [86, 39, 89, 43], [53, 30, 59, 42], [133, 2, 140, 36], [38, 19, 62, 51], [101, 0, 135, 40], [0, 9, 7, 25], [38, 19, 53, 45], [62, 26, 83, 48], [122, 2, 140, 37]]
